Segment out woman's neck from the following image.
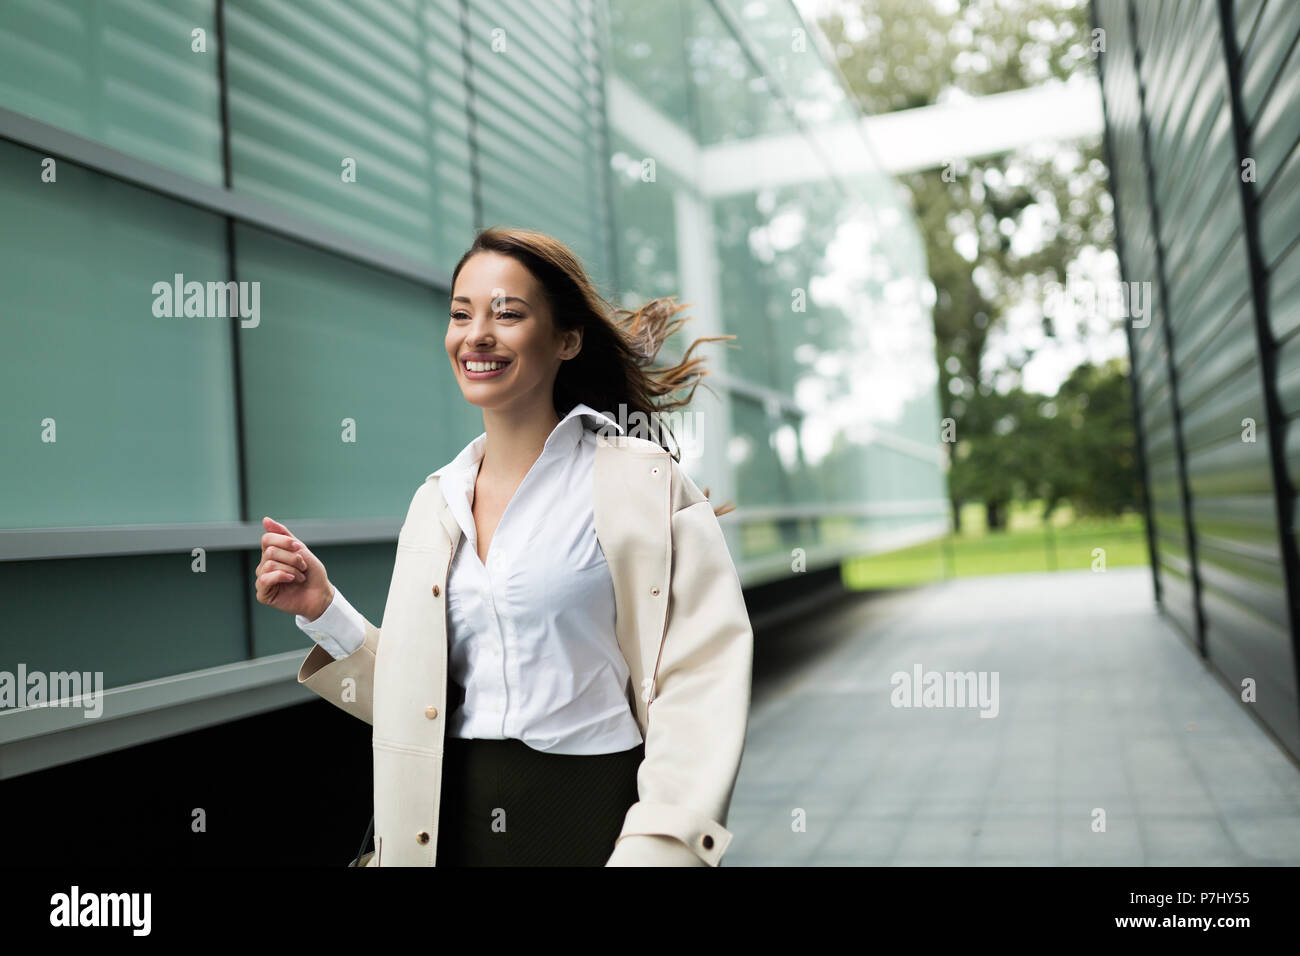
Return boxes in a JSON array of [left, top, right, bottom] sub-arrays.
[[479, 401, 562, 482]]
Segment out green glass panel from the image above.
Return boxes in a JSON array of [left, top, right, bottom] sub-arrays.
[[2, 552, 246, 687], [730, 393, 787, 506], [0, 138, 238, 528], [466, 0, 611, 291], [0, 0, 223, 184], [606, 0, 692, 127], [234, 224, 481, 524], [716, 0, 861, 127], [608, 128, 685, 304], [683, 0, 795, 145], [224, 0, 475, 271]]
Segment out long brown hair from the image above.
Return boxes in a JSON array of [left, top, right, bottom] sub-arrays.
[[450, 226, 736, 517]]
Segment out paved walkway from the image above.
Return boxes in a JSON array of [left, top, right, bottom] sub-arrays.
[[727, 567, 1300, 865]]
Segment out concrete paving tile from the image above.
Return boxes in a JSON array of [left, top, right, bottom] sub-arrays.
[[887, 856, 971, 866], [969, 858, 1056, 866], [1144, 855, 1241, 866], [1140, 817, 1236, 857], [893, 820, 982, 857], [971, 816, 1057, 856], [1221, 816, 1300, 862], [730, 569, 1300, 868]]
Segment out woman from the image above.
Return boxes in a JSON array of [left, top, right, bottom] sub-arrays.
[[254, 227, 753, 866]]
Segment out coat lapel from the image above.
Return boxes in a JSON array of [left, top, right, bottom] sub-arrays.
[[593, 434, 672, 737], [428, 474, 464, 550]]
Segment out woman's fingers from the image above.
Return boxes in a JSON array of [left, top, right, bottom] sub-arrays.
[[254, 566, 301, 605], [261, 531, 298, 554], [261, 517, 303, 556], [261, 544, 306, 571], [263, 516, 291, 535], [259, 558, 306, 583]]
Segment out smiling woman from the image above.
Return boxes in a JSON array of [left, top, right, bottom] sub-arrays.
[[443, 227, 737, 476], [257, 226, 754, 867]]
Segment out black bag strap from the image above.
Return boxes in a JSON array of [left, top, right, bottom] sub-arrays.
[[350, 813, 375, 867]]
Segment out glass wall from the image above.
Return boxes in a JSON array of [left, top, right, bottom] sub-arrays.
[[604, 0, 946, 582], [0, 0, 945, 752]]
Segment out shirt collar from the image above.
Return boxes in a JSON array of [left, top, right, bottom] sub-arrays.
[[428, 402, 624, 482]]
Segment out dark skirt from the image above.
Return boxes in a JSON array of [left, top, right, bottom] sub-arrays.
[[435, 736, 644, 866]]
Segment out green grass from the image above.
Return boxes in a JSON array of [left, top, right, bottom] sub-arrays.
[[842, 501, 1150, 590]]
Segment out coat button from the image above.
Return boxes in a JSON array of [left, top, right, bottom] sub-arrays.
[[702, 834, 714, 849], [432, 584, 441, 597], [651, 586, 660, 596], [417, 830, 430, 844], [425, 705, 438, 719]]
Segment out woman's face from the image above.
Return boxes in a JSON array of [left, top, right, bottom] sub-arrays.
[[446, 251, 581, 412]]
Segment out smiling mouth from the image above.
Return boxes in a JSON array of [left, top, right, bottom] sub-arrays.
[[462, 358, 512, 378]]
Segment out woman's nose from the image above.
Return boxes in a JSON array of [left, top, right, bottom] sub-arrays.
[[466, 310, 493, 342]]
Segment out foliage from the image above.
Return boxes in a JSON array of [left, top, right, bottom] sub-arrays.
[[817, 0, 1134, 528]]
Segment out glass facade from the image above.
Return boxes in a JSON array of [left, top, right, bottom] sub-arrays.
[[605, 0, 945, 583], [0, 1, 943, 756]]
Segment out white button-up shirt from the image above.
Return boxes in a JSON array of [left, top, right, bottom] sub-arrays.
[[295, 403, 644, 755]]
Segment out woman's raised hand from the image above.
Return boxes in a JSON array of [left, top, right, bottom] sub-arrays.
[[255, 516, 335, 621]]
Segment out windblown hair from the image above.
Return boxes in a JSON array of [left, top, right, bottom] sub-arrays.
[[451, 226, 737, 517]]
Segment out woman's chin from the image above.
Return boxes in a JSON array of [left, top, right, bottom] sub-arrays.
[[458, 388, 514, 410]]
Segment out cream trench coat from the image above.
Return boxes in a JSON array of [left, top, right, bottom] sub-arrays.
[[296, 431, 754, 866]]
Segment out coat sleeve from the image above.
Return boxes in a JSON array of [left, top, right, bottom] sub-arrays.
[[605, 497, 754, 866], [294, 481, 427, 724], [296, 617, 382, 725]]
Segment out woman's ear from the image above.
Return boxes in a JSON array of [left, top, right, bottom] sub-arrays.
[[560, 326, 583, 361]]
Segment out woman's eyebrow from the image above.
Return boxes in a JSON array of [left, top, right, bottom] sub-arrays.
[[451, 295, 531, 308]]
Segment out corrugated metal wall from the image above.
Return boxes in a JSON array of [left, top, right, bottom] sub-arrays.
[[1093, 0, 1300, 760]]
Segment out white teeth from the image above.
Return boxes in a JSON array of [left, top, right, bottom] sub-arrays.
[[466, 360, 507, 371]]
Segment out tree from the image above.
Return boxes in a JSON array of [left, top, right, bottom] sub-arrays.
[[1052, 358, 1141, 516], [816, 0, 1128, 529]]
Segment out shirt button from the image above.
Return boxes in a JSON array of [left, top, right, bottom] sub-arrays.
[[417, 831, 430, 845], [702, 834, 714, 849], [651, 466, 660, 475], [425, 705, 438, 719], [651, 586, 660, 596], [432, 585, 440, 597]]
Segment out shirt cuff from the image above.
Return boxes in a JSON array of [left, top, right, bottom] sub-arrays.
[[295, 587, 367, 660]]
